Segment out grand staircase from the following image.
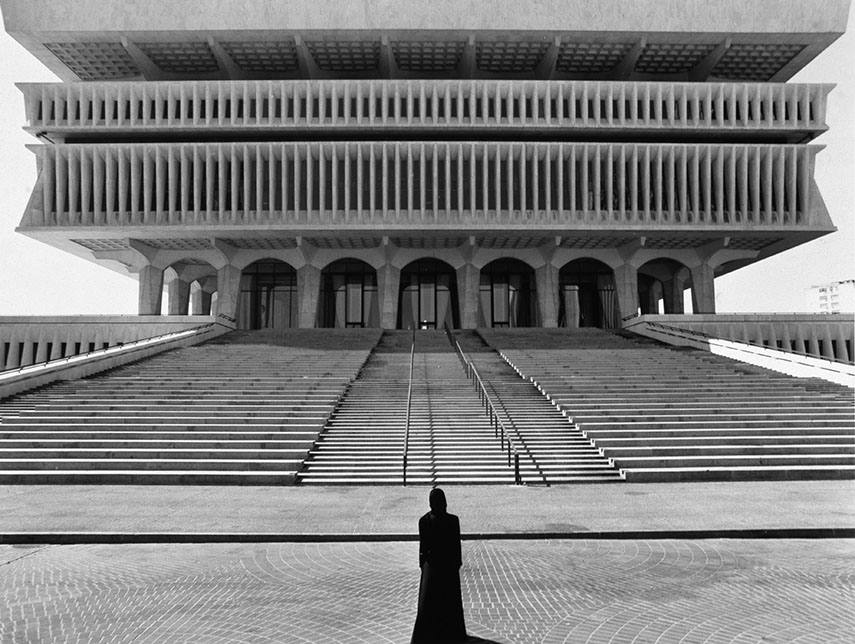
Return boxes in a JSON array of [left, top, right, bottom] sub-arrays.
[[487, 328, 855, 482], [456, 331, 623, 484], [298, 330, 534, 485], [0, 329, 377, 484]]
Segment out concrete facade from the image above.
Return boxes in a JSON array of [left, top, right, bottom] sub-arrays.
[[1, 0, 850, 330]]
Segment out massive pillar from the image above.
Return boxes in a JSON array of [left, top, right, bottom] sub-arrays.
[[138, 265, 164, 315], [167, 278, 191, 315], [535, 264, 559, 328], [456, 263, 480, 329], [613, 263, 639, 322], [214, 264, 242, 320], [690, 263, 716, 314], [563, 285, 580, 329], [663, 276, 686, 314], [377, 263, 401, 329], [297, 265, 321, 328]]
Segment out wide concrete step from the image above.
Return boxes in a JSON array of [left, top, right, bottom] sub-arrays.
[[605, 444, 855, 457], [0, 448, 307, 459], [621, 465, 855, 482], [0, 458, 302, 471], [0, 471, 297, 484]]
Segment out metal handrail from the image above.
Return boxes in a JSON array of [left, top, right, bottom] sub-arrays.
[[0, 322, 220, 381], [402, 326, 416, 486], [445, 325, 522, 484]]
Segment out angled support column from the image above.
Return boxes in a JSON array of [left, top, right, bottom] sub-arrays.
[[690, 263, 716, 314], [456, 263, 480, 329], [297, 265, 321, 329], [214, 264, 242, 321], [614, 263, 639, 323], [167, 279, 191, 315], [377, 264, 401, 329], [138, 265, 164, 315], [535, 264, 559, 328]]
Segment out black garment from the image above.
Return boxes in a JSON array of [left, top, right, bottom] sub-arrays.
[[411, 510, 467, 643]]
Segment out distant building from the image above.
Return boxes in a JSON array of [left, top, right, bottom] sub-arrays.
[[807, 280, 855, 314]]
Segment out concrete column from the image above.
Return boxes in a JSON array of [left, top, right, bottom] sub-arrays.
[[562, 285, 580, 329], [640, 283, 658, 315], [297, 265, 321, 329], [456, 263, 480, 329], [690, 263, 716, 314], [613, 263, 639, 323], [663, 277, 685, 314], [214, 264, 242, 321], [167, 278, 191, 315], [138, 265, 164, 315], [377, 263, 401, 329], [535, 264, 559, 328]]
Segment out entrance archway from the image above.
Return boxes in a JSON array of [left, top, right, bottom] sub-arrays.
[[479, 259, 537, 328], [637, 258, 693, 314], [398, 258, 459, 329], [163, 260, 218, 316], [237, 259, 298, 330], [320, 259, 379, 328], [558, 259, 617, 328]]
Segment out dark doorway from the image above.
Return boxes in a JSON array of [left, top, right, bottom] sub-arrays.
[[237, 259, 298, 330], [398, 258, 459, 329]]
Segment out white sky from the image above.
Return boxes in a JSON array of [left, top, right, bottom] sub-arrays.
[[0, 10, 852, 315]]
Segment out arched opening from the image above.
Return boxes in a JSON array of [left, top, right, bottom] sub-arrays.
[[637, 258, 693, 314], [163, 260, 217, 316], [558, 259, 617, 329], [320, 258, 379, 328], [479, 258, 537, 328], [237, 259, 298, 330], [398, 258, 459, 329]]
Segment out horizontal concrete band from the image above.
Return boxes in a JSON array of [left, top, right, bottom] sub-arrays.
[[24, 141, 822, 230], [2, 528, 853, 544], [6, 0, 848, 34], [20, 80, 830, 135]]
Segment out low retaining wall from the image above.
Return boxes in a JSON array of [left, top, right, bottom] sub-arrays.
[[0, 319, 233, 400], [625, 315, 855, 387], [0, 315, 215, 370], [629, 314, 854, 364]]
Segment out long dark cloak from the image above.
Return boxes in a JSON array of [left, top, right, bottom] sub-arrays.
[[411, 510, 467, 643]]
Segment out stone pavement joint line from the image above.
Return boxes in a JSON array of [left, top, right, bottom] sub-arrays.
[[0, 539, 853, 643]]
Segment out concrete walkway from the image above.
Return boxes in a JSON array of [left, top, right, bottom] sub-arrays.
[[2, 480, 853, 539]]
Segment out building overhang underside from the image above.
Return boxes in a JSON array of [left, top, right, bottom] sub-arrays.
[[0, 0, 849, 82], [18, 227, 834, 281]]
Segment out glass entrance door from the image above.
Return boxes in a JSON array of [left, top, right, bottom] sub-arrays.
[[237, 260, 297, 330], [321, 259, 378, 328], [398, 259, 458, 329]]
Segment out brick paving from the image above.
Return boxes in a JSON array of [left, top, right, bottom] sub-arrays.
[[1, 538, 853, 643]]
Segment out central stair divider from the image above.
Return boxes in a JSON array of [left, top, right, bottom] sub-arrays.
[[445, 324, 523, 485], [403, 326, 415, 486]]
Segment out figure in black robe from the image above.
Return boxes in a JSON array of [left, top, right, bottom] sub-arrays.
[[411, 487, 467, 644]]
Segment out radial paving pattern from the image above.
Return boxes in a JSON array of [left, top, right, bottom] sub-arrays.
[[1, 539, 853, 643]]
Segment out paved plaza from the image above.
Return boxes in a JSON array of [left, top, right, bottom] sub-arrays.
[[1, 538, 854, 643], [1, 482, 854, 643]]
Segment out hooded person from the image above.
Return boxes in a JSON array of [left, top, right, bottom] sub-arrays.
[[411, 487, 467, 643]]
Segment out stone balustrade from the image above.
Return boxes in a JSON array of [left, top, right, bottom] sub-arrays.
[[628, 313, 854, 363], [20, 80, 829, 135], [0, 315, 214, 371]]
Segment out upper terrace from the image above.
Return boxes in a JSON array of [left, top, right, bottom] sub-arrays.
[[0, 0, 849, 82]]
